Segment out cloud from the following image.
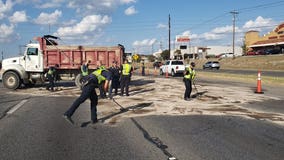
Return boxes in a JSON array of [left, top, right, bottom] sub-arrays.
[[182, 25, 241, 42], [0, 0, 14, 19], [36, 3, 60, 9], [181, 30, 198, 39], [133, 38, 157, 46], [242, 16, 274, 31], [34, 10, 62, 25], [9, 11, 28, 23], [0, 23, 14, 42], [124, 6, 138, 15], [212, 25, 233, 34], [54, 14, 112, 39], [36, 0, 65, 8], [120, 0, 137, 4], [67, 0, 137, 15], [157, 23, 167, 29], [201, 32, 223, 40]]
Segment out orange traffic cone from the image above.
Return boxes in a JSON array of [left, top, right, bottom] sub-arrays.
[[255, 71, 264, 94]]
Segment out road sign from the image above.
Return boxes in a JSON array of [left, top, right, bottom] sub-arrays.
[[133, 54, 139, 61]]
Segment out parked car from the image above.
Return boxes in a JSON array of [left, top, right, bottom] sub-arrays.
[[246, 51, 257, 56], [265, 48, 280, 54], [220, 53, 234, 58], [203, 61, 220, 70]]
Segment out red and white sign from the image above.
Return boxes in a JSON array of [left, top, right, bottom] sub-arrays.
[[176, 35, 190, 42]]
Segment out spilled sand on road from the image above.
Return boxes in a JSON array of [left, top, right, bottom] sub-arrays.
[[9, 75, 284, 126]]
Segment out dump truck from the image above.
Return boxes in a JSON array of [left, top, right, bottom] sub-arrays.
[[1, 35, 125, 89]]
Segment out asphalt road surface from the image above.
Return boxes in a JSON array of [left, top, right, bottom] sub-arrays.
[[0, 79, 283, 160]]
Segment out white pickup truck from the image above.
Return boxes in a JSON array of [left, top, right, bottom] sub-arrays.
[[159, 60, 185, 76]]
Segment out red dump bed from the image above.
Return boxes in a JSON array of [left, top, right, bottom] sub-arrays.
[[37, 36, 124, 70]]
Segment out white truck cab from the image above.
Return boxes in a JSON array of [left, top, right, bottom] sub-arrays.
[[1, 42, 44, 89]]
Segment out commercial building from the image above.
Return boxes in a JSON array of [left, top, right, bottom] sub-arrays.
[[171, 35, 243, 59], [171, 44, 242, 60], [245, 22, 284, 54]]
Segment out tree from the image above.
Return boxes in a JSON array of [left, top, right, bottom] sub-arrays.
[[147, 55, 156, 62], [174, 49, 182, 59], [161, 50, 170, 60]]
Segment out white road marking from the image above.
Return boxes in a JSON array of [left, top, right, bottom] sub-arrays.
[[7, 99, 28, 114]]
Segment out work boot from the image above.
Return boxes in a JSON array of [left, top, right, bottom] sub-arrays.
[[184, 98, 190, 101], [63, 115, 74, 125], [91, 119, 98, 124]]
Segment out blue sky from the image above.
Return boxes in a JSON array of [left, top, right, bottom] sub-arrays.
[[1, 0, 284, 58]]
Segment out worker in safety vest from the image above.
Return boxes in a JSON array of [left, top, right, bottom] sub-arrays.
[[81, 60, 91, 77], [120, 59, 132, 96], [63, 67, 111, 125], [46, 64, 58, 91], [183, 62, 196, 101], [98, 65, 108, 99]]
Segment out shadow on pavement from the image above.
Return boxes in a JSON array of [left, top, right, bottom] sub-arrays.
[[80, 102, 153, 128]]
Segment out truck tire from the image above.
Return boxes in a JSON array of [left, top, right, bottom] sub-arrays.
[[3, 71, 21, 90], [75, 74, 83, 88]]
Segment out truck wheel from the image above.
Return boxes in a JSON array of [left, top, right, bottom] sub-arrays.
[[75, 74, 83, 88], [3, 71, 21, 90]]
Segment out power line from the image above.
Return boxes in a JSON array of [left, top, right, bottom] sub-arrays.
[[237, 0, 284, 13]]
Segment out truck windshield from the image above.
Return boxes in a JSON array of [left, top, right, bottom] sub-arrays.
[[27, 48, 38, 56]]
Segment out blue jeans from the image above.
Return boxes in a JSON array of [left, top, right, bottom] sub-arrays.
[[64, 83, 98, 121]]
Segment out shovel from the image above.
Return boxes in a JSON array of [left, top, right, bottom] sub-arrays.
[[112, 98, 128, 112]]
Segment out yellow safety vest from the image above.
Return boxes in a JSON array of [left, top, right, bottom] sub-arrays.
[[48, 68, 54, 75], [122, 63, 131, 75], [184, 67, 196, 80], [92, 68, 107, 84]]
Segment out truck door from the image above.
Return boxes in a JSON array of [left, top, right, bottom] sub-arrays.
[[25, 47, 42, 72]]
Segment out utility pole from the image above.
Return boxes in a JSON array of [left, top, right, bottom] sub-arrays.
[[168, 14, 171, 58], [151, 43, 154, 55], [1, 51, 3, 60], [159, 41, 163, 51], [230, 11, 238, 56]]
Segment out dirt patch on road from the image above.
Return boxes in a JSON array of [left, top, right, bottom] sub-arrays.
[[8, 75, 284, 126]]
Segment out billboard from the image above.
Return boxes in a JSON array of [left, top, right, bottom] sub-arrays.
[[176, 35, 190, 42]]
